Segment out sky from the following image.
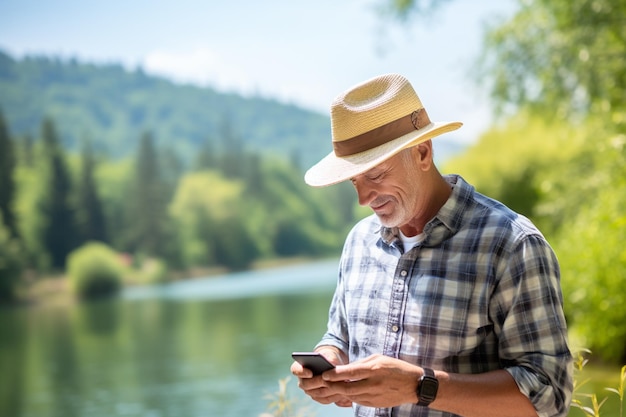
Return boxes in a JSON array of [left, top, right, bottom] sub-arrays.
[[0, 0, 517, 144]]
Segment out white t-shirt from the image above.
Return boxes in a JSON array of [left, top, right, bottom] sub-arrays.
[[399, 230, 425, 252]]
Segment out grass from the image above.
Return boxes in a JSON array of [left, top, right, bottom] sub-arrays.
[[571, 350, 625, 417]]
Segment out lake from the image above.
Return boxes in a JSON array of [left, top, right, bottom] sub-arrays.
[[0, 259, 352, 417]]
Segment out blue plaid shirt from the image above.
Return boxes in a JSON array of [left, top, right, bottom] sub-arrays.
[[317, 175, 572, 417]]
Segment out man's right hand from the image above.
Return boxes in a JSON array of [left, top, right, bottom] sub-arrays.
[[290, 348, 352, 408]]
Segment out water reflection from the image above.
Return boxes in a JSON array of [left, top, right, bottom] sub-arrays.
[[0, 259, 353, 417]]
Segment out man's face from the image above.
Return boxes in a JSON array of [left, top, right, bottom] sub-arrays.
[[350, 149, 424, 230]]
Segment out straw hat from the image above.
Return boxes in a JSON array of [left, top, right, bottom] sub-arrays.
[[304, 73, 462, 187]]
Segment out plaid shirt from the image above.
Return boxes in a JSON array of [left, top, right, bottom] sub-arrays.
[[317, 175, 572, 417]]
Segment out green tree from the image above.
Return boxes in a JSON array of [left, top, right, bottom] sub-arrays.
[[0, 212, 23, 302], [443, 112, 585, 223], [76, 139, 107, 243], [217, 119, 244, 179], [13, 141, 47, 269], [477, 0, 626, 124], [472, 0, 626, 362], [376, 0, 453, 21], [213, 216, 260, 270], [40, 118, 78, 269], [193, 136, 217, 171], [542, 121, 626, 363], [244, 153, 264, 197], [170, 170, 247, 267], [0, 109, 18, 238], [92, 158, 133, 252], [256, 158, 346, 258], [125, 131, 170, 259], [380, 0, 626, 124]]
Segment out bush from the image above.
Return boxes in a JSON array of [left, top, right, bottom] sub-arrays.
[[67, 242, 123, 299]]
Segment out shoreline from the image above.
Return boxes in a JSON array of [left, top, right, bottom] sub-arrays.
[[5, 255, 326, 309]]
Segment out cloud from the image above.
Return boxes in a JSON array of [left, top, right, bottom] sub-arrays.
[[142, 47, 254, 93], [141, 46, 334, 113]]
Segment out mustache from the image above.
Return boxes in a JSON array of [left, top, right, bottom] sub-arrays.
[[370, 197, 393, 209]]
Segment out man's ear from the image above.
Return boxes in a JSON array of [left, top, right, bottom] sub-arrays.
[[414, 140, 433, 170]]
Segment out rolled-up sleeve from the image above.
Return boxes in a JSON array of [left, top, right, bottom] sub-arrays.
[[496, 234, 573, 417]]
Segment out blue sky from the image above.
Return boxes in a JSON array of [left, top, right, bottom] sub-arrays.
[[0, 0, 516, 143]]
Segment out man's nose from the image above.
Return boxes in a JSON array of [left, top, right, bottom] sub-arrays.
[[353, 179, 375, 206]]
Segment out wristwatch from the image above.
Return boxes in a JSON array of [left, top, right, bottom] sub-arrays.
[[416, 367, 439, 407]]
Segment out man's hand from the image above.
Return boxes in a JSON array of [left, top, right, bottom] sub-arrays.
[[322, 354, 420, 408], [290, 347, 352, 408]]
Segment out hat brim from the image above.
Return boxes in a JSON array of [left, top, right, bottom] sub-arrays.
[[304, 121, 463, 187]]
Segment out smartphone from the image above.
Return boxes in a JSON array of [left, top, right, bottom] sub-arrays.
[[292, 352, 336, 375]]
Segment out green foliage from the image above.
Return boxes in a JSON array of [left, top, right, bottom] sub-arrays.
[[76, 140, 107, 243], [0, 109, 18, 238], [553, 132, 626, 363], [124, 132, 171, 258], [376, 0, 453, 22], [477, 0, 626, 125], [5, 104, 351, 282], [259, 377, 314, 417], [127, 256, 169, 285], [67, 242, 123, 299], [13, 144, 49, 269], [571, 350, 626, 417], [443, 111, 584, 222], [39, 118, 79, 269], [170, 160, 349, 271], [0, 213, 23, 302], [92, 157, 133, 251], [169, 170, 245, 266], [258, 159, 349, 257]]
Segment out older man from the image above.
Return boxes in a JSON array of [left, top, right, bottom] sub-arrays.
[[291, 73, 572, 417]]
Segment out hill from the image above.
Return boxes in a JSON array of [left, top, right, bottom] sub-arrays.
[[0, 50, 465, 167]]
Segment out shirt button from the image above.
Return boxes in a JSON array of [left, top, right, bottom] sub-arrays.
[[391, 325, 399, 332], [400, 270, 407, 277]]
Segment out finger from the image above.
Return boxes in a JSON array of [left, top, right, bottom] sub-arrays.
[[309, 390, 350, 405], [335, 399, 353, 408], [316, 348, 345, 366], [326, 379, 372, 398], [290, 361, 313, 378], [298, 375, 332, 393], [322, 363, 370, 382]]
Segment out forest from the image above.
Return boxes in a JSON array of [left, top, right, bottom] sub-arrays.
[[1, 0, 625, 370], [0, 106, 357, 282]]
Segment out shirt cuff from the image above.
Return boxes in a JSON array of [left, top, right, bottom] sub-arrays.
[[506, 366, 567, 417]]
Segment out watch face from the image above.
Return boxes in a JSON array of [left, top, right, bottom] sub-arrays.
[[420, 377, 439, 401]]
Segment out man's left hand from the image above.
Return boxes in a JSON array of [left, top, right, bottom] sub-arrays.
[[321, 354, 421, 408]]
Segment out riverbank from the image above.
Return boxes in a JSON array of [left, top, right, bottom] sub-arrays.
[[9, 256, 323, 308]]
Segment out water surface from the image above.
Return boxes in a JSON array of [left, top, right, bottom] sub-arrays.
[[0, 259, 353, 417]]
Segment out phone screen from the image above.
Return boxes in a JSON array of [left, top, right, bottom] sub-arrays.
[[292, 352, 335, 375]]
